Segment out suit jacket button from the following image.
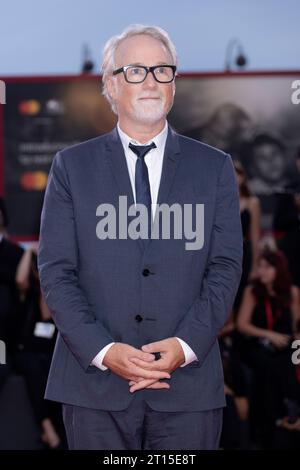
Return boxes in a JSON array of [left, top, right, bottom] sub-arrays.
[[142, 268, 150, 277], [135, 314, 143, 323]]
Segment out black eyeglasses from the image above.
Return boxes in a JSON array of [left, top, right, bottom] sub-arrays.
[[112, 65, 176, 83]]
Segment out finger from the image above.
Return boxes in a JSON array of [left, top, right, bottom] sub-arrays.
[[130, 379, 155, 392], [128, 377, 144, 385], [129, 357, 167, 370], [130, 378, 170, 392], [128, 357, 158, 369], [131, 349, 156, 362], [142, 341, 166, 354], [130, 378, 159, 393], [146, 382, 170, 390], [130, 364, 170, 380], [129, 379, 170, 390], [129, 375, 148, 384]]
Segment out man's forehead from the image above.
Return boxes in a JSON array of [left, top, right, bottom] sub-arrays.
[[114, 34, 172, 65]]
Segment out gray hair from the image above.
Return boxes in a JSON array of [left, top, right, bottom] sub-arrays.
[[101, 24, 178, 113]]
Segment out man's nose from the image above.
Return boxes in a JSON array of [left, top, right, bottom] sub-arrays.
[[142, 71, 157, 88]]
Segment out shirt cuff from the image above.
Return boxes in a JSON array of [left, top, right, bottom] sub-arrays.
[[176, 337, 198, 367], [91, 342, 115, 371]]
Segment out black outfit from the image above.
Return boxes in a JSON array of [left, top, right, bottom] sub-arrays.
[[0, 198, 9, 227], [233, 208, 252, 315], [0, 237, 24, 348], [251, 296, 293, 335], [0, 238, 24, 390], [241, 293, 295, 448], [220, 348, 250, 449]]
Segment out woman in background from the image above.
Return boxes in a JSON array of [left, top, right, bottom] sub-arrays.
[[237, 249, 300, 448]]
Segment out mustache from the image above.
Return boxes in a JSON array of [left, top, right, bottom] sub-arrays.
[[137, 95, 163, 100]]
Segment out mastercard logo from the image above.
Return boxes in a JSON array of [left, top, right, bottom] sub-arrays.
[[19, 100, 41, 115], [21, 172, 48, 190]]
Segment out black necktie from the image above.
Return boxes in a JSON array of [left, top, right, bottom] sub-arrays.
[[129, 141, 156, 239]]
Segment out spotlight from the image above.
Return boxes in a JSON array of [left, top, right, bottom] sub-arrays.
[[225, 38, 248, 72], [81, 43, 94, 74]]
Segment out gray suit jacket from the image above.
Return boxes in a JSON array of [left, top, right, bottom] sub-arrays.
[[38, 126, 243, 412]]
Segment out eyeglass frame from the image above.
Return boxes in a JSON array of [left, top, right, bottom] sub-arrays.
[[112, 64, 177, 83]]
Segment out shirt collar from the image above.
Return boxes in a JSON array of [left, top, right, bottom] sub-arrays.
[[117, 121, 168, 153]]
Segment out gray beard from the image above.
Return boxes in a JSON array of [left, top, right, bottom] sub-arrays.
[[131, 99, 169, 124]]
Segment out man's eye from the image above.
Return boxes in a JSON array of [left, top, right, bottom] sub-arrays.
[[130, 68, 143, 75], [156, 67, 166, 74]]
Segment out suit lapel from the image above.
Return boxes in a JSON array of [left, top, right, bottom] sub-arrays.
[[104, 127, 135, 208], [150, 127, 182, 244], [156, 126, 181, 207], [148, 127, 181, 251]]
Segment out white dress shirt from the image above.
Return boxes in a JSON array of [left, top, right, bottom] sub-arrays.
[[92, 122, 198, 371]]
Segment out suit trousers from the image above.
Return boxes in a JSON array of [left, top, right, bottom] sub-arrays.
[[62, 392, 223, 450]]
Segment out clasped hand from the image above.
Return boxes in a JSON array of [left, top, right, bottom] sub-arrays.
[[102, 338, 185, 393]]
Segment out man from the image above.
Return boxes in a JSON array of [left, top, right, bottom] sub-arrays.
[[38, 24, 243, 450]]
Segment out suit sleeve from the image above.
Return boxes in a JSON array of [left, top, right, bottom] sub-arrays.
[[38, 151, 114, 371], [174, 153, 243, 364]]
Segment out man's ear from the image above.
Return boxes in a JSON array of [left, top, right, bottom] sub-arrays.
[[107, 76, 116, 101]]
